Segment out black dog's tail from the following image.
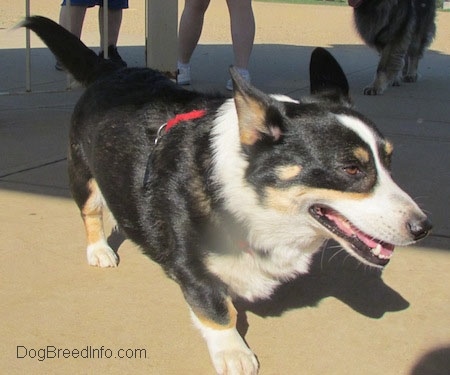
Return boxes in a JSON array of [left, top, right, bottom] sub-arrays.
[[21, 15, 121, 86]]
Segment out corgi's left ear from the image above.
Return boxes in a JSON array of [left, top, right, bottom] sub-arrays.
[[309, 47, 351, 106], [230, 67, 284, 146]]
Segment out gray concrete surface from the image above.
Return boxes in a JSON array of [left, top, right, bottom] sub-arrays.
[[1, 2, 449, 374]]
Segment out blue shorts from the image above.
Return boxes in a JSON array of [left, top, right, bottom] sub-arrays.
[[61, 0, 128, 9]]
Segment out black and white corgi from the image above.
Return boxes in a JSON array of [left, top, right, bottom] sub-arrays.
[[23, 16, 431, 375]]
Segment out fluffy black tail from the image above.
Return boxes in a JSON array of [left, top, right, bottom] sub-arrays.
[[21, 15, 121, 86]]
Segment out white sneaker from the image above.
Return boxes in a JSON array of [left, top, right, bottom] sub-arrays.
[[177, 65, 191, 85], [226, 69, 251, 91]]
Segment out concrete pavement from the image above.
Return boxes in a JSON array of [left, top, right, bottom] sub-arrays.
[[1, 2, 449, 374]]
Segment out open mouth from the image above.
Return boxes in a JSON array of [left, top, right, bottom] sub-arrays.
[[309, 205, 395, 267]]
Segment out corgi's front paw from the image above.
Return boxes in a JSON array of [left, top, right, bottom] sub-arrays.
[[212, 348, 259, 375], [87, 241, 118, 267]]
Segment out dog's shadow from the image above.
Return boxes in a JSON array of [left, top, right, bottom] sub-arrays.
[[107, 227, 127, 264], [107, 230, 409, 333], [235, 242, 410, 335]]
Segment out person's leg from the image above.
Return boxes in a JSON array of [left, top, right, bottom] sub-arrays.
[[178, 0, 210, 64], [177, 0, 210, 84], [56, 3, 88, 70], [98, 8, 123, 47], [226, 0, 255, 71], [59, 4, 88, 38], [225, 0, 254, 89], [98, 0, 127, 67]]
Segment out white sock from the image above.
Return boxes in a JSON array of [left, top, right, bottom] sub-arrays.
[[177, 61, 190, 70]]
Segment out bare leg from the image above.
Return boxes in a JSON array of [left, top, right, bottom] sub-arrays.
[[98, 8, 123, 47], [226, 0, 255, 70], [59, 5, 87, 38], [98, 8, 126, 66], [177, 0, 210, 65]]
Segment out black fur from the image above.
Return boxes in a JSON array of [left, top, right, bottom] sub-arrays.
[[23, 15, 431, 374], [23, 15, 364, 320], [350, 0, 436, 95]]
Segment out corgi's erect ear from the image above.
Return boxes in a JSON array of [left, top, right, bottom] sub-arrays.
[[230, 67, 283, 146], [309, 47, 351, 105]]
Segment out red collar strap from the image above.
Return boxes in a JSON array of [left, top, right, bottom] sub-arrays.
[[166, 109, 207, 132], [154, 109, 206, 145]]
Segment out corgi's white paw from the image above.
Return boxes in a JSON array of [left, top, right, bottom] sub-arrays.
[[87, 241, 118, 268], [212, 348, 259, 375]]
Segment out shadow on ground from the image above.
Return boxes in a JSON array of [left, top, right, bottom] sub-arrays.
[[234, 241, 410, 338]]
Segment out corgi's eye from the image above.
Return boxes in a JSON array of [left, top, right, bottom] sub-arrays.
[[343, 165, 361, 176]]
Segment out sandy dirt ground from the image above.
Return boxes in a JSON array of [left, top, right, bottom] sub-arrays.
[[2, 1, 449, 49], [1, 1, 449, 375]]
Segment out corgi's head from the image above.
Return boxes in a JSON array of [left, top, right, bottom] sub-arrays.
[[213, 48, 431, 268]]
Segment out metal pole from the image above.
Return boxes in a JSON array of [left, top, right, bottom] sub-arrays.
[[66, 0, 72, 89], [103, 0, 108, 58], [144, 0, 149, 67], [66, 0, 72, 26], [25, 0, 31, 92]]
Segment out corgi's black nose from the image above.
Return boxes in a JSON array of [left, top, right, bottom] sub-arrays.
[[408, 217, 432, 241]]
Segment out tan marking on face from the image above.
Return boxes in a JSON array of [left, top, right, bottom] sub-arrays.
[[353, 147, 370, 163], [81, 179, 106, 246], [276, 165, 302, 181], [384, 141, 394, 156], [264, 186, 372, 213], [264, 186, 310, 213], [192, 298, 237, 330]]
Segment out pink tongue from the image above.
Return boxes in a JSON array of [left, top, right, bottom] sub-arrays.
[[356, 233, 380, 249], [326, 211, 394, 256]]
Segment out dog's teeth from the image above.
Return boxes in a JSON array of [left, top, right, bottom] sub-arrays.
[[371, 244, 393, 260], [371, 244, 382, 256]]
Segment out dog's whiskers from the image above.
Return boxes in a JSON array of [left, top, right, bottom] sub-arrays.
[[327, 247, 346, 265], [320, 239, 330, 271]]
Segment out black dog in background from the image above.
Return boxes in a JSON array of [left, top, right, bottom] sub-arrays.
[[350, 0, 436, 95]]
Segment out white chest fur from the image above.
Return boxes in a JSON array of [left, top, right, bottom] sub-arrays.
[[206, 243, 317, 302]]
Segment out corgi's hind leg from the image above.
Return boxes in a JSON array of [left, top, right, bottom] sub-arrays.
[[69, 158, 118, 267], [82, 179, 118, 267]]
